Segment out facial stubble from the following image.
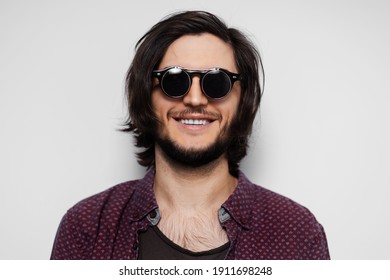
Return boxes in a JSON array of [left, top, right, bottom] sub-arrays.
[[155, 122, 232, 168]]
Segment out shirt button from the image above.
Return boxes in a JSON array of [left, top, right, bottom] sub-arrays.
[[149, 211, 157, 218]]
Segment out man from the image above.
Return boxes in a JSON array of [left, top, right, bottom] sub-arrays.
[[51, 11, 330, 260]]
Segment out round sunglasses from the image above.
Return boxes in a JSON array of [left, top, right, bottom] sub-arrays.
[[152, 66, 241, 100]]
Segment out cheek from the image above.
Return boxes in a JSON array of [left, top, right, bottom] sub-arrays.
[[221, 91, 240, 122], [151, 90, 176, 123]]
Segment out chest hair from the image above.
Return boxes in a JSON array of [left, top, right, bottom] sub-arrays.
[[157, 207, 229, 252]]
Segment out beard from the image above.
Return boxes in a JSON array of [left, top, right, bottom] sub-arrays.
[[155, 131, 231, 168]]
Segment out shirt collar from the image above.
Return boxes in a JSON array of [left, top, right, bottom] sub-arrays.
[[221, 171, 256, 230], [127, 168, 158, 221], [127, 168, 256, 229]]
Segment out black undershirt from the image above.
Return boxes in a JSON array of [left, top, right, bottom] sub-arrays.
[[138, 226, 230, 260]]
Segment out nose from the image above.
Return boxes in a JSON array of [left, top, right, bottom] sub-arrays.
[[182, 76, 208, 107]]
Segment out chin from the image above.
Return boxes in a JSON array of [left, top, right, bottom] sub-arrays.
[[156, 135, 228, 168]]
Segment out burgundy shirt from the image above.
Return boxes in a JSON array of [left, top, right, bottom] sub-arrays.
[[51, 169, 330, 259]]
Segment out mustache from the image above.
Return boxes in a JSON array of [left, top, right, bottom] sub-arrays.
[[168, 108, 222, 121]]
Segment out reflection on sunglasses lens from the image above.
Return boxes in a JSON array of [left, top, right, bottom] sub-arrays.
[[163, 70, 190, 97]]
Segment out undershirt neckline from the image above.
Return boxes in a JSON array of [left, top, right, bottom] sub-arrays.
[[151, 225, 230, 256]]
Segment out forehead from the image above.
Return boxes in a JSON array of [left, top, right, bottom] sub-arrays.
[[158, 33, 237, 72]]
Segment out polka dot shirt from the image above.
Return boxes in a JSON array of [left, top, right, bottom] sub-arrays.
[[51, 169, 330, 259]]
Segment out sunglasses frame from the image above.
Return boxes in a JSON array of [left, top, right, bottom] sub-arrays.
[[152, 66, 241, 100]]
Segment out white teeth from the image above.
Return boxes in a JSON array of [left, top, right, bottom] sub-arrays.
[[180, 119, 209, 125]]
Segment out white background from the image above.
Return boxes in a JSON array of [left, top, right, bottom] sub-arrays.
[[1, 0, 389, 259]]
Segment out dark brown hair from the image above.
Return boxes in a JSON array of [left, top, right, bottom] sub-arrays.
[[123, 10, 264, 177]]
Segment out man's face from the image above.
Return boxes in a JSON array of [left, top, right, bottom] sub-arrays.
[[152, 33, 241, 166]]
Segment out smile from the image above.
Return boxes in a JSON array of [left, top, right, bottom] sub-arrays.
[[180, 119, 210, 125]]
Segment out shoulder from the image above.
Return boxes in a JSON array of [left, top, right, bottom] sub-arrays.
[[70, 179, 139, 212], [234, 173, 330, 259], [63, 179, 140, 231], [251, 181, 321, 229], [51, 179, 142, 259], [59, 169, 156, 233], [237, 172, 326, 239]]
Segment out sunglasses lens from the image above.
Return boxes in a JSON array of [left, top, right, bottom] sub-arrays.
[[161, 68, 190, 98], [202, 70, 232, 99]]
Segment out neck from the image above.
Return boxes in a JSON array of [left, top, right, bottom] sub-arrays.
[[152, 144, 237, 251], [153, 144, 237, 212]]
